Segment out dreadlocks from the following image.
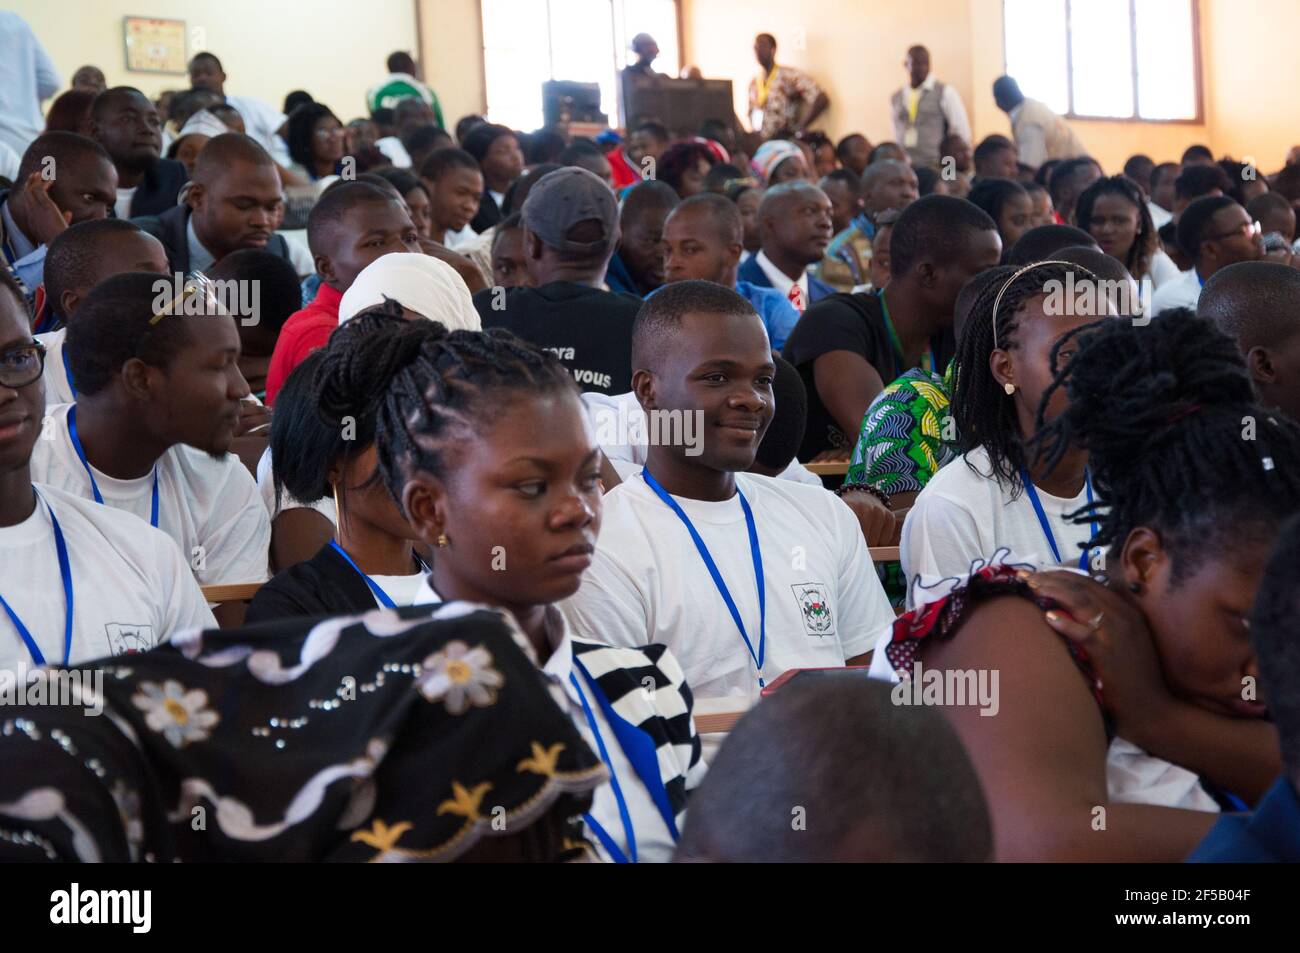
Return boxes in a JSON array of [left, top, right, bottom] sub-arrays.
[[1034, 308, 1300, 584], [1073, 174, 1156, 281], [951, 261, 1090, 495], [312, 308, 578, 512]]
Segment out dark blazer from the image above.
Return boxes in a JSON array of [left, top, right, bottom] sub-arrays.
[[738, 253, 837, 304], [121, 158, 190, 218], [131, 203, 292, 274], [469, 188, 503, 234]]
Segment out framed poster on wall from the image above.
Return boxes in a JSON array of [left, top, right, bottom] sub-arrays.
[[123, 17, 188, 74]]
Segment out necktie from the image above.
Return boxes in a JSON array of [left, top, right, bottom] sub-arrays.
[[787, 283, 805, 313]]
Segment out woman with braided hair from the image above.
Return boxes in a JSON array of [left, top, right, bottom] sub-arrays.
[[1074, 173, 1181, 288], [900, 260, 1109, 589], [307, 308, 705, 863], [870, 308, 1299, 860]]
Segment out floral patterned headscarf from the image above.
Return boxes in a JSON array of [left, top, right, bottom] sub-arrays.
[[0, 604, 605, 862]]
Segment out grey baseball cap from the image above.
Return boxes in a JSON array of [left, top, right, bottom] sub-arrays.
[[520, 166, 619, 256]]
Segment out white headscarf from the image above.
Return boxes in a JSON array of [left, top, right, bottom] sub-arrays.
[[177, 108, 231, 139], [337, 253, 482, 330]]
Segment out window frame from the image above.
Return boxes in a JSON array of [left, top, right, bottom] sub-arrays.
[[1002, 0, 1204, 124], [476, 0, 684, 129]]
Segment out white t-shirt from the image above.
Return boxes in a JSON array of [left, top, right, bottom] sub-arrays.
[[375, 136, 411, 169], [1149, 268, 1201, 316], [29, 403, 271, 586], [224, 94, 290, 168], [254, 446, 336, 524], [1147, 248, 1182, 289], [561, 471, 894, 700], [114, 187, 138, 220], [900, 445, 1098, 606], [0, 485, 215, 672], [36, 328, 73, 406], [582, 391, 823, 487], [412, 580, 681, 862], [864, 552, 1218, 812], [1148, 200, 1173, 229], [444, 223, 477, 250]]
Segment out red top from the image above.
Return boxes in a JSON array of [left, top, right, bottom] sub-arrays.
[[607, 147, 640, 190], [264, 283, 343, 406]]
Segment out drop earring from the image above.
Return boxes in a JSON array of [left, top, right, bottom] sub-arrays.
[[437, 533, 450, 548], [1003, 382, 1016, 395]]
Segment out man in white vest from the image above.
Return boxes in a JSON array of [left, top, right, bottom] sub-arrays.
[[890, 46, 971, 171], [992, 75, 1087, 170]]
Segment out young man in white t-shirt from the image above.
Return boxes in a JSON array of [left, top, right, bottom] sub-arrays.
[[37, 219, 170, 405], [0, 271, 214, 673], [561, 280, 895, 700], [27, 272, 270, 625]]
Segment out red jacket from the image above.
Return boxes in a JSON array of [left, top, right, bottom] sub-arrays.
[[264, 283, 343, 406]]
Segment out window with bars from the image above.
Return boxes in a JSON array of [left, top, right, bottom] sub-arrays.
[[1002, 0, 1201, 121]]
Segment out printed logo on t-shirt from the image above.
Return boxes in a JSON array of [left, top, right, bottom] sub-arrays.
[[791, 583, 835, 637], [104, 623, 157, 654]]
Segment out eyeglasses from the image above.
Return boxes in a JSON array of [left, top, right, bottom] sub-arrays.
[[0, 340, 47, 389], [1206, 219, 1263, 243], [313, 125, 345, 139]]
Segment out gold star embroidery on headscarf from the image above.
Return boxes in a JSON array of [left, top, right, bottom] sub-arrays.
[[516, 741, 565, 777]]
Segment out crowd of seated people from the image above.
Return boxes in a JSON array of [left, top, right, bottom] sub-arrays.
[[3, 21, 1300, 865]]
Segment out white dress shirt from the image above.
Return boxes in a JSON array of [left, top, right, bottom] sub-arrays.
[[891, 75, 972, 148], [755, 249, 809, 310]]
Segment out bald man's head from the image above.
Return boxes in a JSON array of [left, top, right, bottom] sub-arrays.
[[188, 133, 285, 263], [758, 181, 834, 266], [861, 159, 919, 216], [1200, 261, 1300, 421]]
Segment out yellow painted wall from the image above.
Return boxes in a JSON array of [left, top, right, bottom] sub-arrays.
[[682, 0, 1294, 173], [7, 0, 419, 122], [10, 0, 1296, 173]]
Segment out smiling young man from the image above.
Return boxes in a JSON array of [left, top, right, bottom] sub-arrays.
[[264, 181, 421, 404], [0, 132, 117, 298], [736, 181, 836, 313], [0, 269, 214, 672], [561, 280, 895, 700], [90, 87, 188, 219], [26, 272, 271, 617], [131, 133, 293, 274]]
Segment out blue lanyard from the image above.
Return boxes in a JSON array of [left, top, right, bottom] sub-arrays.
[[569, 668, 638, 863], [61, 345, 76, 400], [68, 405, 158, 528], [641, 469, 767, 687], [328, 540, 426, 609], [0, 491, 74, 666], [1020, 468, 1098, 570]]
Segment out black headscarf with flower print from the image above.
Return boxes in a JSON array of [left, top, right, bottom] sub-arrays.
[[0, 603, 606, 862]]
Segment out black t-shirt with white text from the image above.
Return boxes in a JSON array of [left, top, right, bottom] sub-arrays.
[[474, 281, 641, 395], [782, 291, 955, 461]]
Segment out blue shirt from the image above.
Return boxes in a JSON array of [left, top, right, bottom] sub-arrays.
[[0, 13, 60, 156], [605, 252, 640, 297], [1, 195, 45, 296], [1188, 777, 1300, 862], [735, 279, 800, 351]]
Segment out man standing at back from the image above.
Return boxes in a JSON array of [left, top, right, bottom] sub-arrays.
[[890, 45, 971, 171], [748, 33, 829, 140], [188, 52, 291, 169], [473, 167, 641, 396], [368, 51, 445, 129], [0, 12, 59, 156], [992, 75, 1086, 170]]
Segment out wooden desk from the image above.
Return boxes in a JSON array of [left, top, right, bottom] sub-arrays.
[[804, 460, 849, 476]]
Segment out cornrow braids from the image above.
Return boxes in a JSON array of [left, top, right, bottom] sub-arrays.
[[312, 304, 578, 512], [951, 261, 1082, 495], [1073, 174, 1156, 280], [1032, 308, 1300, 584]]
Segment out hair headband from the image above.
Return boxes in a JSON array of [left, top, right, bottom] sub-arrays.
[[990, 259, 1099, 350]]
